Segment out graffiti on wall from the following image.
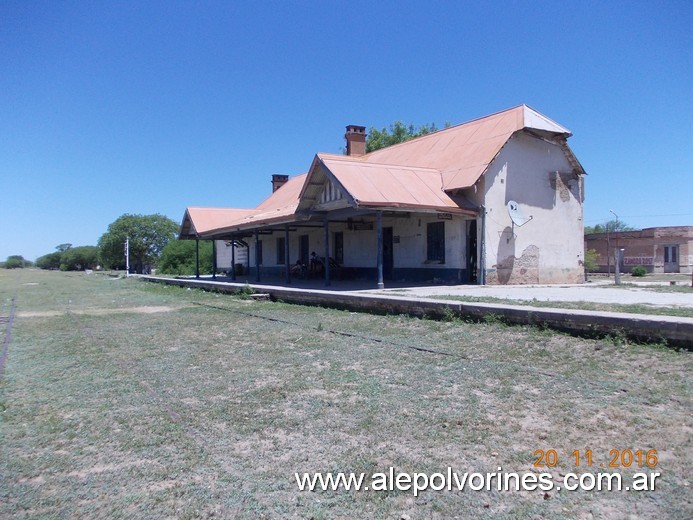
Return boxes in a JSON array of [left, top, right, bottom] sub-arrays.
[[624, 257, 654, 265]]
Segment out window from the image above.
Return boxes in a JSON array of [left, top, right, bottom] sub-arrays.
[[276, 237, 285, 264], [427, 222, 445, 263], [333, 232, 344, 264]]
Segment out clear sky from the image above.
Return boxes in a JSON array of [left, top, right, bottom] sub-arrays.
[[1, 1, 691, 261]]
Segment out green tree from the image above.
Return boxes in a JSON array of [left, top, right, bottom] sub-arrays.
[[158, 240, 213, 276], [3, 255, 29, 269], [584, 248, 600, 273], [366, 121, 449, 153], [36, 243, 77, 270], [584, 220, 635, 234], [36, 251, 63, 270], [98, 214, 179, 273], [60, 246, 100, 271]]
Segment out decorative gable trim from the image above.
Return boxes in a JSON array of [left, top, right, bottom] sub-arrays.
[[314, 178, 347, 210], [297, 155, 357, 213]]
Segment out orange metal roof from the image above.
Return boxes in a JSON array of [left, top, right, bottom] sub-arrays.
[[362, 104, 571, 190], [317, 154, 476, 215], [182, 173, 308, 238], [255, 173, 306, 212], [179, 207, 259, 238], [181, 105, 577, 236]]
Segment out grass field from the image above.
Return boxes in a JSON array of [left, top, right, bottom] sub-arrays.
[[1, 269, 691, 519]]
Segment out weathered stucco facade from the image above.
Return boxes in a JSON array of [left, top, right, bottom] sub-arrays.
[[182, 105, 586, 286], [478, 133, 585, 284]]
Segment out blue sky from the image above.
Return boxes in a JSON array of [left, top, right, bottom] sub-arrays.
[[1, 1, 691, 261]]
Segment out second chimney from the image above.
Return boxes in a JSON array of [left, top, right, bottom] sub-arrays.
[[345, 125, 367, 156], [271, 174, 289, 193]]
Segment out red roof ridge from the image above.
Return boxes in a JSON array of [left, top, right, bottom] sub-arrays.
[[319, 153, 441, 173], [362, 105, 525, 158], [185, 206, 257, 211]]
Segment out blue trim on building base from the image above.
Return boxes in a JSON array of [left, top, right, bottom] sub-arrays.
[[347, 267, 470, 285], [247, 266, 472, 285]]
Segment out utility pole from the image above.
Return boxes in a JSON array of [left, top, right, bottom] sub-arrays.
[[609, 209, 619, 229], [615, 248, 624, 285], [608, 209, 619, 280], [124, 238, 130, 278], [606, 227, 610, 276]]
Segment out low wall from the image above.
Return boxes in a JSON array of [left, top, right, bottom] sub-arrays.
[[142, 276, 693, 348]]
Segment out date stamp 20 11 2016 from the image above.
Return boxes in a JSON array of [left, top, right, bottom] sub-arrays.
[[533, 449, 658, 469]]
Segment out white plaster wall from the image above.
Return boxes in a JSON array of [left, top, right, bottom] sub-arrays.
[[333, 215, 466, 269], [482, 133, 584, 283], [341, 223, 374, 266], [216, 240, 247, 270], [246, 216, 468, 270], [388, 215, 466, 269], [256, 223, 372, 267]]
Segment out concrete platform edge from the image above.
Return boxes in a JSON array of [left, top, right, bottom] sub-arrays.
[[141, 276, 693, 348]]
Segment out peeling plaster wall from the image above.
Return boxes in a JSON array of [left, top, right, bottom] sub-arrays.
[[482, 132, 585, 284]]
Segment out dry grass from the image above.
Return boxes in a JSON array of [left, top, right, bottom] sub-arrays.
[[0, 269, 691, 519]]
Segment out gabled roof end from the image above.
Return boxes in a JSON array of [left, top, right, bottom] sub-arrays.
[[522, 105, 572, 136]]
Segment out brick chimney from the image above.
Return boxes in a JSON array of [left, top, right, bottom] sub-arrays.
[[345, 125, 367, 156], [271, 174, 289, 193]]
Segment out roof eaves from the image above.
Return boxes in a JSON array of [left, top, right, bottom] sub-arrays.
[[355, 201, 478, 216], [200, 211, 309, 238], [522, 104, 572, 136], [178, 208, 197, 239]]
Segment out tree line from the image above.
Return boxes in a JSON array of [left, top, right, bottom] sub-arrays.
[[4, 213, 213, 275]]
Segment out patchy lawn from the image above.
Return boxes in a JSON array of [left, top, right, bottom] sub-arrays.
[[1, 269, 691, 519]]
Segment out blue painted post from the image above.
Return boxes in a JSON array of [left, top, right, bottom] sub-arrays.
[[212, 240, 217, 279], [480, 207, 486, 285], [195, 239, 200, 279], [285, 225, 291, 284], [376, 211, 384, 289], [255, 229, 260, 282], [231, 235, 236, 281], [324, 217, 330, 287]]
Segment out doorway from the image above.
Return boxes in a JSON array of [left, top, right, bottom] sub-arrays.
[[383, 227, 394, 280], [333, 232, 344, 265], [663, 245, 679, 273], [299, 235, 309, 264], [467, 220, 478, 283]]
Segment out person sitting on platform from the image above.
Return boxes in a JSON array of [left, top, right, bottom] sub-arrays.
[[310, 252, 324, 276]]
